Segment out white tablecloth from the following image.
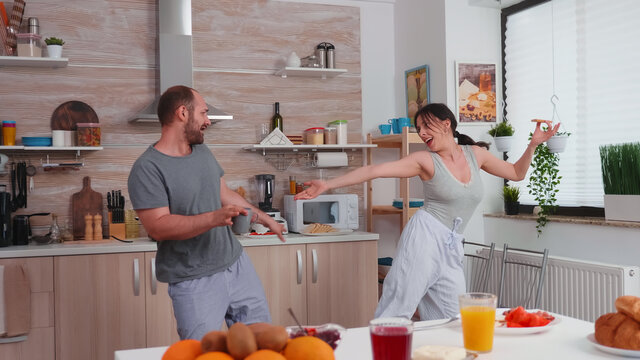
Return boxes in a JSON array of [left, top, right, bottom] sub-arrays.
[[114, 315, 620, 360]]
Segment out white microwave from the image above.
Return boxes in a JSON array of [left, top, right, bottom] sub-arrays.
[[283, 194, 359, 233]]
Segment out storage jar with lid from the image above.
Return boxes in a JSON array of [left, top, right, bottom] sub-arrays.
[[76, 123, 101, 146], [324, 127, 337, 144], [2, 121, 16, 146], [304, 127, 324, 145], [328, 120, 348, 144], [16, 33, 42, 57]]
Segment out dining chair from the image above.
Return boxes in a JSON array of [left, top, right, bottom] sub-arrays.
[[462, 240, 496, 293], [497, 244, 550, 309]]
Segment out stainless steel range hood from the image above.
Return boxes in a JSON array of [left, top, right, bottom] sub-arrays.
[[130, 0, 233, 123]]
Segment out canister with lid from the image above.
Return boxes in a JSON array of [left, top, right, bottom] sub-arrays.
[[315, 43, 327, 68], [324, 127, 337, 144], [326, 43, 335, 69], [2, 121, 16, 146], [328, 120, 347, 144], [304, 127, 324, 145], [76, 123, 101, 146]]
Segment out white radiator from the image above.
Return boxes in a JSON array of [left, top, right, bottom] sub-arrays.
[[465, 249, 640, 322]]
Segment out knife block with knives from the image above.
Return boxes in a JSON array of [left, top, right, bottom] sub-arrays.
[[107, 189, 126, 240]]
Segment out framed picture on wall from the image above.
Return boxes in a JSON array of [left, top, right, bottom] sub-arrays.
[[405, 65, 430, 122], [455, 61, 497, 124]]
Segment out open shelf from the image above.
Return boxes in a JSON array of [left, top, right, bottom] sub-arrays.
[[274, 66, 347, 79], [245, 144, 376, 153], [0, 56, 68, 68], [372, 206, 420, 217], [0, 146, 103, 151]]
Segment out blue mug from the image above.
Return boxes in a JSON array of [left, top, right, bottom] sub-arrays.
[[397, 117, 411, 132], [379, 124, 391, 135], [388, 118, 400, 134]]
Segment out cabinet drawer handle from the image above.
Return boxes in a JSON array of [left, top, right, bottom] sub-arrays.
[[312, 249, 318, 283], [151, 257, 157, 295], [133, 258, 140, 296], [296, 250, 303, 284]]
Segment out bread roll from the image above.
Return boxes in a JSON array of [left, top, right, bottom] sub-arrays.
[[614, 315, 640, 350], [616, 296, 640, 323], [595, 312, 628, 347], [412, 345, 467, 360]]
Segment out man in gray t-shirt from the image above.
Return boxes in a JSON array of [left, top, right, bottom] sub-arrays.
[[128, 85, 285, 340]]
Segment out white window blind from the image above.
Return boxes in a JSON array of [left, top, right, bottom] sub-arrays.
[[504, 0, 640, 207]]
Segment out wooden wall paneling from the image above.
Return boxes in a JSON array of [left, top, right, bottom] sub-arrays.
[[195, 72, 362, 145], [20, 0, 157, 67], [193, 0, 361, 73]]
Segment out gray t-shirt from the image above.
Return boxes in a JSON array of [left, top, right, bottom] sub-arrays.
[[422, 145, 484, 232], [127, 144, 243, 283]]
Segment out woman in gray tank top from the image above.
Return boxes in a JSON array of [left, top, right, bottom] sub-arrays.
[[295, 103, 559, 320]]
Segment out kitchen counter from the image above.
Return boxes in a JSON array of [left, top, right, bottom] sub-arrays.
[[0, 231, 379, 258]]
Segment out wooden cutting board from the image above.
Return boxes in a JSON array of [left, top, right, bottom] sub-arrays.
[[71, 176, 103, 240]]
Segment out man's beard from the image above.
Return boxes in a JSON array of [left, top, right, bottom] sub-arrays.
[[184, 115, 204, 145]]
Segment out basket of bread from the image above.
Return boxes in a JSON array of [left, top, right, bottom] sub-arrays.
[[595, 295, 640, 350]]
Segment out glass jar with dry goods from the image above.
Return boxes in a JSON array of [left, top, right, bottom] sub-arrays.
[[16, 33, 42, 57], [76, 123, 101, 146], [324, 127, 337, 144], [304, 127, 324, 145]]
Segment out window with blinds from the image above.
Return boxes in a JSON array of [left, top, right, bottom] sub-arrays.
[[503, 0, 640, 207]]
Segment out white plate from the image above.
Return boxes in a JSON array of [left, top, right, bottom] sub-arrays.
[[587, 333, 640, 357], [301, 229, 354, 236], [494, 308, 560, 335]]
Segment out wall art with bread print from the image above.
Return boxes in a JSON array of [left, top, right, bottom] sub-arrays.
[[404, 65, 429, 122], [455, 61, 497, 123]]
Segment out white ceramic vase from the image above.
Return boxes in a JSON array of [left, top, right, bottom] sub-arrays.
[[47, 44, 63, 58]]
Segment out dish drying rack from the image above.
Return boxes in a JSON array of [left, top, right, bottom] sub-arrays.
[[40, 154, 85, 171]]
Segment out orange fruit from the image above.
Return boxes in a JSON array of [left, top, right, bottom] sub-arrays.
[[245, 349, 287, 360], [195, 352, 234, 360], [162, 339, 203, 360], [282, 336, 335, 360]]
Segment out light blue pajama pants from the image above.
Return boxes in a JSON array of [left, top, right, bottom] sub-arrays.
[[168, 251, 271, 340], [375, 209, 466, 320]]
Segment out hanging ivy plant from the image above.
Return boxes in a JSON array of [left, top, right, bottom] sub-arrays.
[[527, 139, 561, 236]]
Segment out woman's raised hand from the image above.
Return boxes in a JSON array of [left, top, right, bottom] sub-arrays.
[[293, 179, 328, 200], [530, 120, 560, 147]]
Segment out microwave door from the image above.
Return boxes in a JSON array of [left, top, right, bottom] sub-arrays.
[[302, 201, 337, 224]]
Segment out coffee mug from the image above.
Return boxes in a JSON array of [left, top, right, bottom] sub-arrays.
[[397, 117, 411, 131], [388, 118, 399, 134], [231, 207, 253, 234], [378, 124, 391, 135]]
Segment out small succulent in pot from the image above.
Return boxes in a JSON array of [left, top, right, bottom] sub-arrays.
[[44, 37, 65, 46]]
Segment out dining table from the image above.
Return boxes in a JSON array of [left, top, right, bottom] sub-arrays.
[[114, 312, 625, 360]]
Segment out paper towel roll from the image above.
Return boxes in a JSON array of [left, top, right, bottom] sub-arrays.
[[315, 152, 348, 167]]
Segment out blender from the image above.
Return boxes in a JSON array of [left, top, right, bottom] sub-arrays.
[[253, 174, 288, 234]]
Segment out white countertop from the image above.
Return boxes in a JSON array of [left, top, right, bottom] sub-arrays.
[[0, 231, 379, 258], [114, 314, 613, 360]]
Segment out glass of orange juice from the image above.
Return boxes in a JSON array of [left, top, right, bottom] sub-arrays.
[[459, 292, 497, 353]]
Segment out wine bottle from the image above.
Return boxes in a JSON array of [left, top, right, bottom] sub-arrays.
[[270, 102, 283, 132]]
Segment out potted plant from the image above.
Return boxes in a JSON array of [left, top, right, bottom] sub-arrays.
[[503, 185, 520, 215], [600, 142, 640, 222], [527, 139, 561, 236], [546, 131, 571, 153], [44, 37, 65, 58], [488, 121, 515, 152]]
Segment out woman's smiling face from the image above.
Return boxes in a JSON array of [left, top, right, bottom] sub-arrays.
[[416, 114, 451, 151]]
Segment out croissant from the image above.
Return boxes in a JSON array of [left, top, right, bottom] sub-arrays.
[[595, 312, 640, 350], [616, 296, 640, 323]]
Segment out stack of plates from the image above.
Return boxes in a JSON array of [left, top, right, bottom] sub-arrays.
[[392, 198, 424, 209], [22, 137, 52, 146]]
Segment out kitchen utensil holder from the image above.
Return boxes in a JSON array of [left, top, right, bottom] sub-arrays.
[[108, 211, 125, 240], [40, 154, 84, 171]]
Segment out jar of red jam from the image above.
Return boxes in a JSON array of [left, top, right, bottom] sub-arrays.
[[76, 123, 101, 146]]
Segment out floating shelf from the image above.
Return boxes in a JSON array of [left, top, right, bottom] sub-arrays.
[[244, 143, 376, 154], [0, 56, 68, 68], [274, 66, 347, 79], [0, 146, 103, 151]]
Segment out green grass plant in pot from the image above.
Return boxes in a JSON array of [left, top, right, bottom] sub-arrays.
[[44, 36, 65, 58], [488, 121, 515, 152], [599, 142, 640, 222], [503, 185, 520, 215], [527, 138, 561, 236]]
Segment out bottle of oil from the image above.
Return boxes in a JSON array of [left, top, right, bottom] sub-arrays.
[[270, 102, 283, 132]]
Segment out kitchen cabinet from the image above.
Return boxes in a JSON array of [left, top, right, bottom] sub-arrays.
[[366, 126, 423, 231], [0, 257, 55, 360], [54, 251, 178, 360], [245, 240, 377, 328]]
